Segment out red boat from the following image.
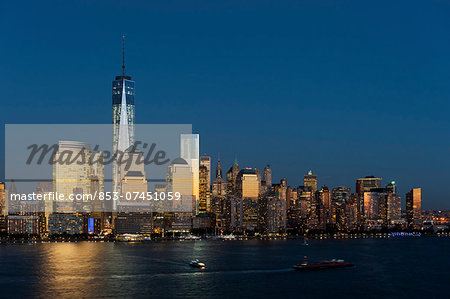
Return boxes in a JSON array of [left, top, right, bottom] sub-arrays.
[[293, 259, 354, 271]]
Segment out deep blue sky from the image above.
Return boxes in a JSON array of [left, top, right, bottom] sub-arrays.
[[2, 0, 450, 209]]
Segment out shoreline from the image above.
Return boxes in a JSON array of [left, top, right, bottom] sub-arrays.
[[1, 231, 449, 244]]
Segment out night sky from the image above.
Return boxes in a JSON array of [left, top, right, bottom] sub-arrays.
[[2, 1, 450, 209]]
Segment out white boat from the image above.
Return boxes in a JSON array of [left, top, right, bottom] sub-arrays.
[[184, 234, 201, 240], [219, 234, 236, 240], [189, 259, 206, 268]]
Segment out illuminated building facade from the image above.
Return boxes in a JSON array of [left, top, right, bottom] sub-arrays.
[[406, 188, 422, 229], [180, 134, 199, 214], [53, 141, 104, 213], [112, 40, 135, 202], [331, 186, 350, 231], [48, 213, 86, 235], [200, 156, 211, 190], [199, 165, 211, 213], [236, 168, 260, 231], [7, 215, 40, 235], [356, 176, 382, 197], [304, 170, 318, 193]]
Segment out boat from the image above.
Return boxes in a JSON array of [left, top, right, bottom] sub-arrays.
[[219, 234, 236, 240], [116, 234, 146, 242], [189, 259, 206, 268], [293, 258, 354, 271], [183, 234, 201, 240]]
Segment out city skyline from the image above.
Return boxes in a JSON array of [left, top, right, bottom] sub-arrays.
[[2, 3, 450, 299], [2, 1, 450, 209]]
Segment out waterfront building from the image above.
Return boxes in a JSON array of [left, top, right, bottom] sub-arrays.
[[266, 196, 286, 233], [192, 213, 215, 231], [387, 193, 401, 223], [7, 215, 40, 235], [331, 186, 350, 231], [363, 192, 379, 222], [406, 188, 422, 229], [115, 212, 153, 235], [48, 213, 86, 235]]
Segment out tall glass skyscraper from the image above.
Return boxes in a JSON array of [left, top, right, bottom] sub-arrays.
[[112, 39, 135, 208], [112, 75, 135, 153]]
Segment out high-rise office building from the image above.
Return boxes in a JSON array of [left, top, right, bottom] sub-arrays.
[[263, 165, 272, 187], [166, 158, 194, 231], [53, 141, 104, 213], [331, 186, 350, 231], [236, 168, 260, 231], [112, 37, 135, 206], [166, 157, 194, 212], [319, 186, 332, 214], [211, 157, 226, 229], [386, 181, 397, 194], [180, 134, 199, 213], [0, 182, 5, 216], [200, 156, 211, 190], [356, 176, 382, 197], [387, 193, 401, 223], [363, 192, 380, 222], [406, 188, 422, 229], [226, 156, 240, 194], [215, 156, 223, 179], [304, 170, 318, 193], [199, 165, 211, 214]]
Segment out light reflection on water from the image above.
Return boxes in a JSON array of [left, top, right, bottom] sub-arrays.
[[0, 238, 448, 298]]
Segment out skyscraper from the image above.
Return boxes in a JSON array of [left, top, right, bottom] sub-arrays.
[[236, 168, 260, 231], [199, 165, 211, 213], [0, 182, 5, 216], [386, 181, 397, 194], [200, 156, 211, 190], [211, 157, 226, 229], [263, 165, 272, 189], [304, 170, 318, 193], [356, 176, 382, 197], [215, 155, 223, 179], [112, 36, 135, 205], [53, 141, 104, 213], [331, 186, 351, 231], [180, 134, 199, 214], [406, 188, 422, 229]]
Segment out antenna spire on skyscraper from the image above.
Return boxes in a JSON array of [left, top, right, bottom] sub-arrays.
[[122, 34, 126, 76]]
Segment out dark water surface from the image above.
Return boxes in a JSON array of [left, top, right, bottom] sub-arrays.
[[0, 237, 448, 298]]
